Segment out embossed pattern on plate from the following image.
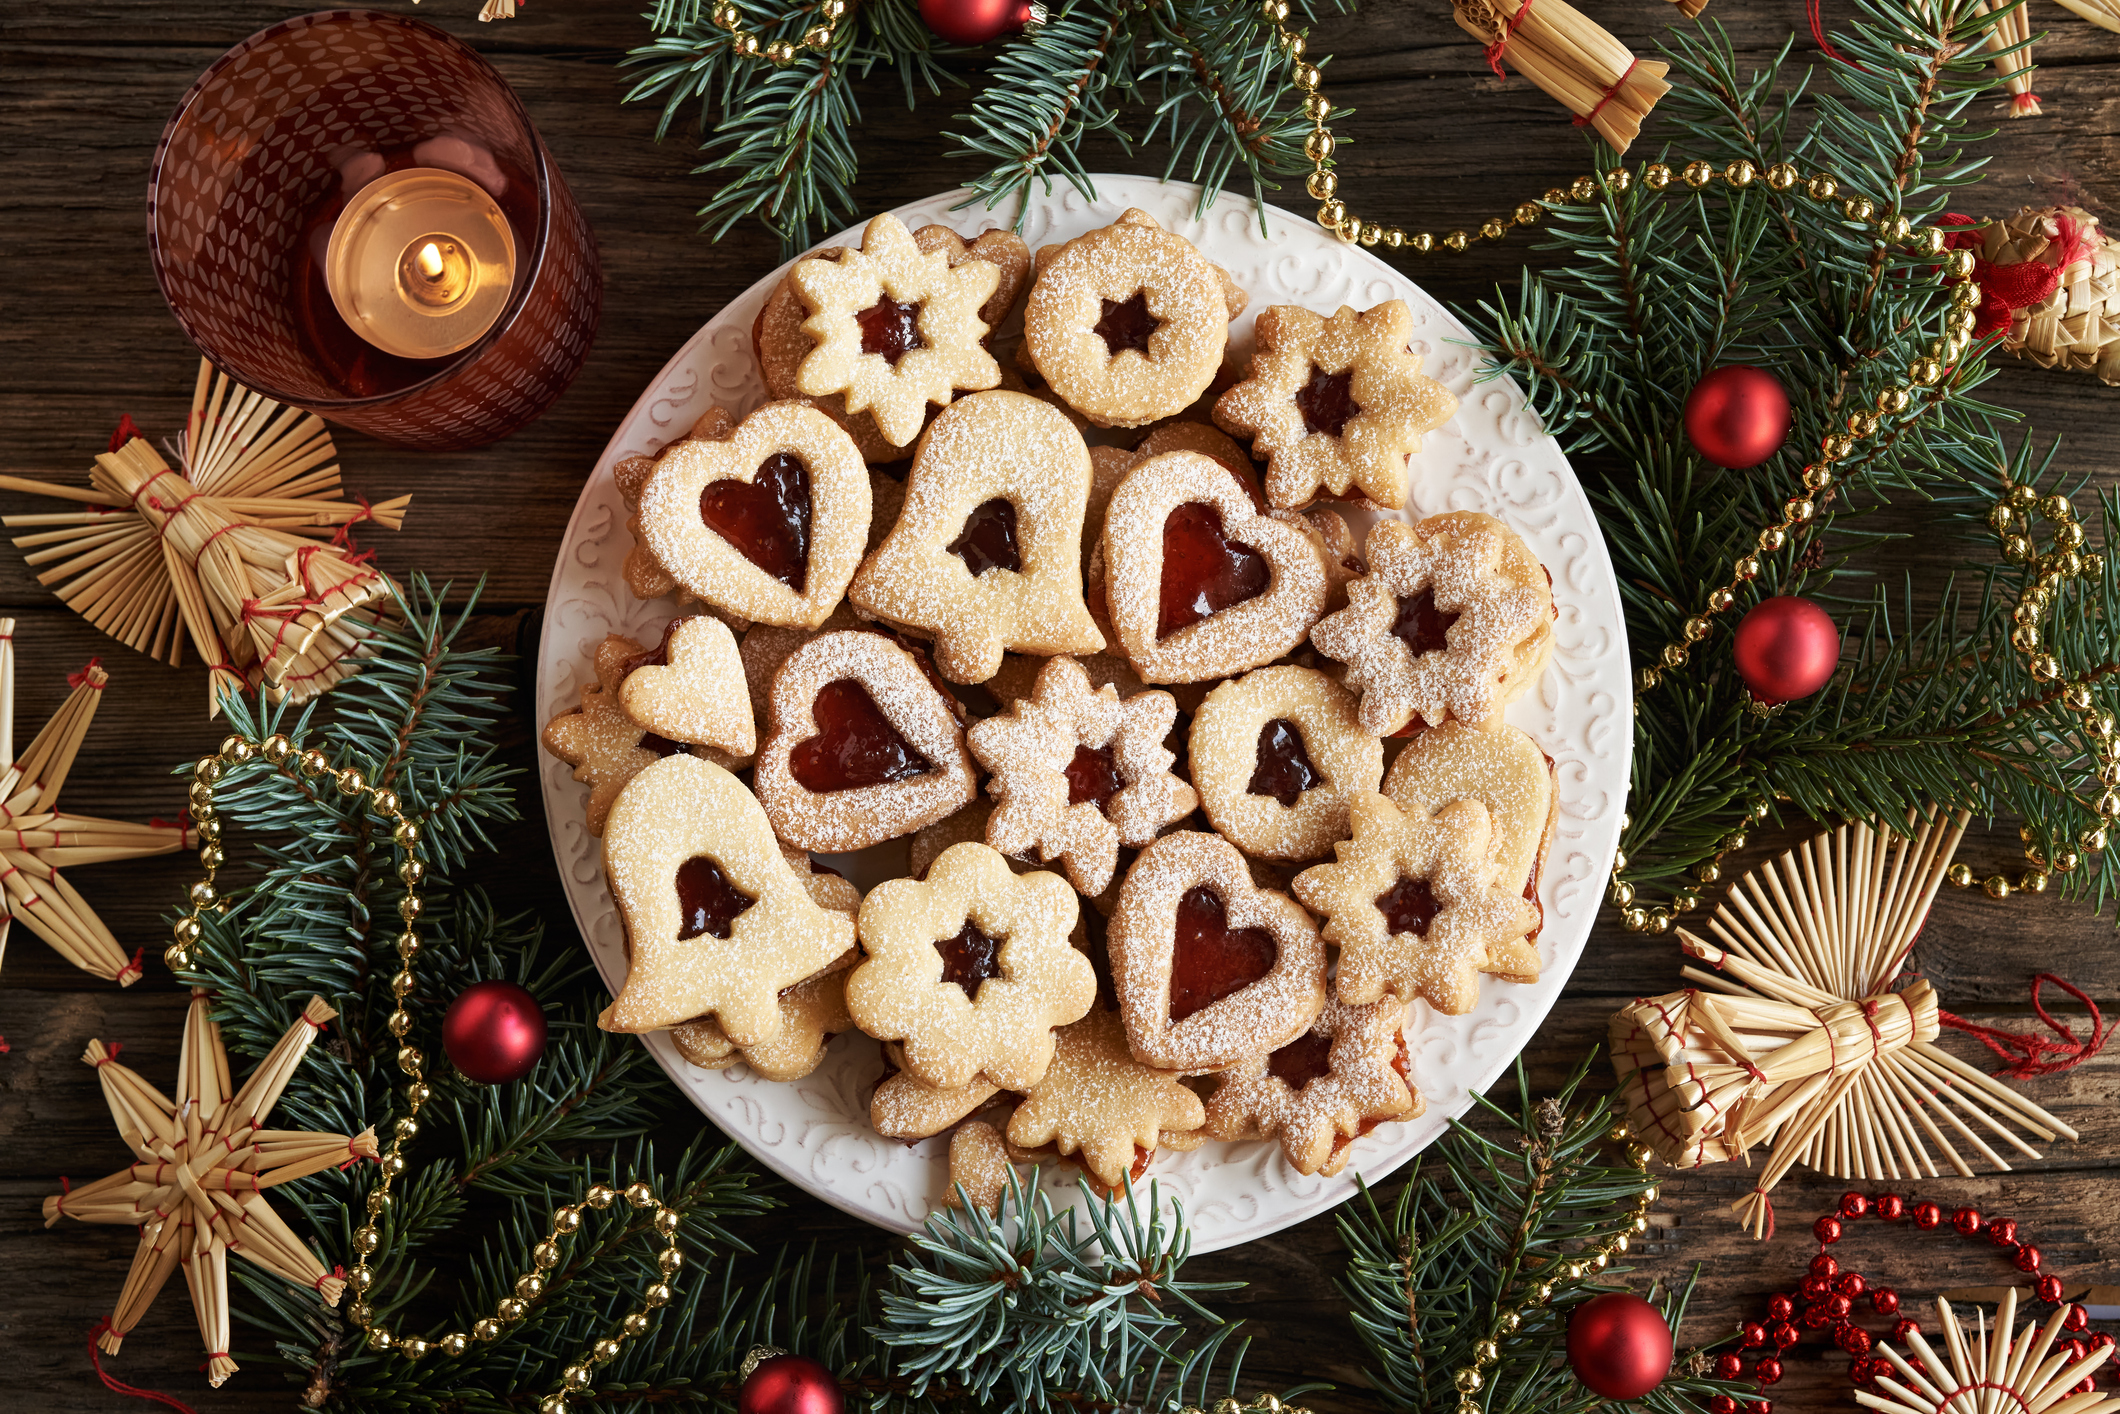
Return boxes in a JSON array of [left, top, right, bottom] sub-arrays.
[[536, 176, 1631, 1252]]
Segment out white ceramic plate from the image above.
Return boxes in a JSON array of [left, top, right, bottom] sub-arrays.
[[537, 175, 1631, 1252]]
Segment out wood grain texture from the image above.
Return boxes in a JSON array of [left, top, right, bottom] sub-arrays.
[[4, 0, 2119, 1407]]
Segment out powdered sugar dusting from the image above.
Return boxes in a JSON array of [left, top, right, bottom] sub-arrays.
[[1190, 665, 1382, 861], [1006, 1008, 1206, 1184], [1201, 994, 1420, 1175], [1380, 720, 1556, 899]]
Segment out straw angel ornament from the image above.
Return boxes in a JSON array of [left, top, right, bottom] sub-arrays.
[[0, 358, 410, 715], [0, 620, 189, 985], [44, 991, 375, 1387], [1611, 810, 2079, 1238]]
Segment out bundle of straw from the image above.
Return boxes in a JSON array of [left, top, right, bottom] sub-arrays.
[[1451, 0, 1672, 152], [44, 992, 374, 1387], [1609, 810, 2079, 1240], [0, 619, 189, 986], [1974, 0, 2042, 115], [1862, 1291, 2120, 1414], [0, 358, 411, 715]]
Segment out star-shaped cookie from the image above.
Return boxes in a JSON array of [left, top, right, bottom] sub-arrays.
[[1292, 791, 1540, 1015], [541, 634, 708, 835], [1202, 994, 1420, 1175], [1006, 1008, 1205, 1189]]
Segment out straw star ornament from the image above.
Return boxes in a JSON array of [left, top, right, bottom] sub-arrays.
[[1861, 1290, 2120, 1414], [43, 991, 375, 1387], [0, 357, 410, 715]]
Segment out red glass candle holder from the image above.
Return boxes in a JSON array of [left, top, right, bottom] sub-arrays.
[[147, 10, 601, 452]]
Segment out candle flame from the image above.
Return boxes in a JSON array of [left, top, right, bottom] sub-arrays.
[[414, 241, 446, 281]]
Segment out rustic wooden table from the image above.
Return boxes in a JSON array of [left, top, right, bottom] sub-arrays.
[[3, 0, 2117, 1408]]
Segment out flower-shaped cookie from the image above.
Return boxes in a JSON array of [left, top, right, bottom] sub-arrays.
[[1214, 301, 1458, 510], [1188, 665, 1382, 861], [1381, 719, 1555, 910], [598, 754, 855, 1040], [617, 616, 756, 764], [850, 390, 1105, 683], [792, 213, 1003, 447], [542, 633, 708, 835], [1292, 792, 1540, 1015], [638, 401, 873, 629], [872, 1042, 1001, 1139], [847, 842, 1094, 1091], [1006, 1008, 1206, 1188], [1309, 512, 1554, 735], [967, 656, 1197, 896], [1202, 994, 1422, 1175], [1107, 830, 1327, 1072]]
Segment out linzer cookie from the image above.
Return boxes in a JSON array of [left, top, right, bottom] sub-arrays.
[[1022, 209, 1231, 428], [613, 407, 737, 613], [1201, 994, 1420, 1175], [1005, 1007, 1206, 1188], [598, 754, 855, 1040], [1188, 665, 1382, 861], [846, 842, 1094, 1091], [737, 603, 864, 729], [968, 656, 1197, 896], [1292, 790, 1540, 1015], [1381, 719, 1556, 925], [1309, 512, 1554, 735], [1213, 301, 1457, 510], [616, 616, 756, 766], [637, 401, 872, 628], [849, 391, 1104, 683], [542, 634, 709, 835], [871, 1041, 1000, 1139], [790, 213, 1004, 447], [948, 1119, 1016, 1213], [670, 951, 855, 1082], [1106, 831, 1326, 1073], [1101, 451, 1328, 684], [754, 630, 978, 851]]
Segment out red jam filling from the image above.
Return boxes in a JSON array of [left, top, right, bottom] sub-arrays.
[[947, 497, 1022, 577], [789, 678, 934, 793], [675, 854, 753, 940], [1374, 874, 1441, 937], [1158, 502, 1269, 638], [1247, 718, 1322, 807], [1296, 365, 1360, 438], [1267, 1029, 1334, 1090], [857, 297, 924, 364], [1169, 885, 1277, 1021], [935, 918, 1003, 1001], [1065, 743, 1124, 813], [1391, 588, 1459, 657], [618, 616, 693, 678], [1345, 1030, 1416, 1149], [699, 453, 811, 592], [1093, 290, 1159, 356]]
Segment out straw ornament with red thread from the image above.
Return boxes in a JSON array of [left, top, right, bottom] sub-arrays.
[[1936, 207, 2120, 384]]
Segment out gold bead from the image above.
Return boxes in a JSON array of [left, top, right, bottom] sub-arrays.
[[1456, 1368, 1484, 1394], [625, 1181, 657, 1209], [1682, 160, 1714, 188], [1473, 1338, 1500, 1364], [1646, 911, 1670, 935], [2086, 826, 2110, 853], [822, 0, 847, 15], [371, 787, 400, 816], [1990, 502, 2018, 533], [261, 734, 294, 763], [658, 1246, 686, 1275], [644, 1281, 675, 1308], [540, 1396, 569, 1414], [2096, 710, 2117, 738], [1884, 215, 1913, 242], [367, 1189, 390, 1216], [1608, 167, 1632, 195], [1847, 410, 1878, 437], [1303, 92, 1331, 120], [347, 1299, 373, 1325], [1637, 665, 1661, 692], [1621, 907, 1648, 932], [2102, 790, 2120, 819], [1564, 1261, 1587, 1280], [1785, 496, 1815, 524], [1983, 874, 2012, 900], [1909, 357, 1942, 386], [1610, 880, 1636, 907], [299, 748, 332, 777], [654, 1206, 683, 1236], [173, 915, 203, 943], [1514, 202, 1542, 226], [585, 1184, 617, 1210], [1444, 230, 1470, 252], [1317, 198, 1347, 229], [354, 1225, 381, 1253], [2057, 521, 2086, 550], [1683, 616, 1711, 642], [196, 815, 222, 842], [383, 1153, 407, 1178], [397, 931, 421, 959], [1571, 175, 1599, 202], [1410, 232, 1435, 253], [1360, 222, 1383, 247], [732, 34, 760, 56], [1292, 62, 1321, 90], [498, 1297, 528, 1323], [1479, 218, 1506, 242], [1757, 526, 1787, 553], [199, 843, 225, 870], [592, 1337, 623, 1363], [1501, 1309, 1521, 1333], [2054, 849, 2081, 874], [2019, 869, 2050, 894], [2033, 653, 2062, 682], [1535, 1282, 1554, 1302], [194, 756, 225, 785], [1918, 226, 1947, 256], [1626, 1141, 1653, 1165], [711, 0, 740, 24], [518, 1273, 546, 1300], [563, 1364, 592, 1390], [1723, 159, 1756, 187], [1633, 1212, 1652, 1231], [1306, 169, 1337, 200], [2013, 623, 2041, 653], [1823, 433, 1853, 460], [1947, 862, 1974, 888], [394, 819, 422, 847], [439, 1332, 470, 1358], [398, 893, 423, 921], [1611, 848, 1628, 872], [1303, 129, 1334, 163], [1672, 891, 1699, 913], [1876, 385, 1911, 414], [1724, 831, 1747, 851], [1693, 861, 1721, 884], [553, 1206, 582, 1235], [2038, 492, 2074, 523], [189, 780, 217, 807], [1948, 247, 1979, 280], [400, 1046, 426, 1078], [1708, 587, 1735, 611], [803, 24, 833, 47], [369, 1328, 395, 1351], [1952, 280, 1984, 312], [387, 1008, 412, 1037], [533, 1240, 562, 1269], [1842, 196, 1875, 222], [1384, 228, 1406, 248], [474, 1319, 503, 1343], [1661, 643, 1687, 669], [391, 969, 416, 998], [763, 39, 796, 63], [2083, 552, 2104, 579], [624, 1311, 653, 1337], [1261, 0, 1289, 19], [336, 767, 367, 797], [2003, 534, 2033, 563], [1806, 174, 1838, 199], [406, 1079, 431, 1105], [1765, 161, 1797, 190], [349, 1266, 375, 1291], [1592, 1251, 1610, 1270], [1643, 162, 1672, 190]]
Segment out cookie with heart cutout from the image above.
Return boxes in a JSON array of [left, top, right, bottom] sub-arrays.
[[754, 630, 979, 852], [1101, 450, 1328, 684], [614, 407, 741, 619], [1188, 664, 1383, 862], [846, 841, 1095, 1092], [1201, 993, 1421, 1175], [597, 754, 856, 1041], [615, 615, 756, 767], [1292, 789, 1542, 1015], [542, 633, 713, 835], [1309, 511, 1555, 736], [1213, 300, 1458, 511], [1106, 830, 1327, 1073], [790, 213, 1004, 448], [1004, 1007, 1206, 1188], [736, 603, 866, 731], [636, 401, 872, 630], [1380, 718, 1555, 938], [871, 1041, 1002, 1140], [849, 390, 1105, 684]]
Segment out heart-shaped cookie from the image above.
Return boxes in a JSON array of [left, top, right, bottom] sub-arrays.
[[1101, 450, 1327, 684], [638, 401, 871, 628], [754, 630, 979, 852], [1106, 830, 1327, 1073], [541, 633, 710, 835], [851, 390, 1106, 684], [597, 754, 855, 1042], [617, 615, 756, 762]]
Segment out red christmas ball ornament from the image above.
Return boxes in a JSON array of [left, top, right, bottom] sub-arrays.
[[738, 1354, 844, 1414], [1835, 1272, 1867, 1299], [441, 979, 547, 1084], [1769, 1321, 1798, 1349], [1893, 1317, 1922, 1343], [1566, 1292, 1674, 1400], [1734, 597, 1841, 704], [1986, 1216, 2019, 1246], [1871, 1286, 1900, 1316], [1768, 1294, 1795, 1323], [918, 0, 1036, 44], [1709, 1397, 1739, 1414], [2037, 1274, 2066, 1303], [1683, 364, 1793, 470], [1809, 1253, 1840, 1279], [1740, 1321, 1768, 1349]]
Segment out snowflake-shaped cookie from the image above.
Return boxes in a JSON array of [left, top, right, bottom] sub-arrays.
[[967, 656, 1197, 896], [1215, 301, 1457, 510], [792, 212, 1002, 447], [1006, 1008, 1205, 1188], [1202, 994, 1421, 1175], [540, 634, 707, 835], [1309, 512, 1554, 736], [1292, 791, 1540, 1015]]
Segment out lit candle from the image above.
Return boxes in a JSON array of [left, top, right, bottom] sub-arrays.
[[323, 167, 516, 361]]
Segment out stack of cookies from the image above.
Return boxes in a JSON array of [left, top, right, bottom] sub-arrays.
[[543, 205, 1560, 1204]]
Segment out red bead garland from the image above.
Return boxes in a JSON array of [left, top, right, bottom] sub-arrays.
[[1726, 1192, 2111, 1410]]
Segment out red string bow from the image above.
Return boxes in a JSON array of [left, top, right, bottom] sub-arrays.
[[1939, 973, 2116, 1078], [107, 416, 144, 455]]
